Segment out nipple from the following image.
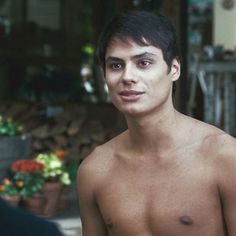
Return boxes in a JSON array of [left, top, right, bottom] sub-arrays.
[[106, 218, 113, 228], [179, 216, 193, 225]]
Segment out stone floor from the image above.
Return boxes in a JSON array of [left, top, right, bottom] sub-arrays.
[[51, 216, 82, 236], [49, 188, 82, 236]]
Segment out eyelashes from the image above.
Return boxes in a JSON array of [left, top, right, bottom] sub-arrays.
[[138, 60, 152, 68], [106, 59, 153, 71]]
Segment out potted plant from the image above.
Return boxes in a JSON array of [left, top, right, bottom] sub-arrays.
[[10, 159, 45, 214], [0, 115, 32, 179], [35, 152, 71, 217], [35, 152, 71, 186], [0, 177, 21, 207], [0, 115, 23, 136]]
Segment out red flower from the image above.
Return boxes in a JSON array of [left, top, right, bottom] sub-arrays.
[[11, 160, 44, 173], [55, 150, 66, 159]]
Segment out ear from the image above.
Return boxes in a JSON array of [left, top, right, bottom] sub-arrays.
[[170, 58, 180, 82]]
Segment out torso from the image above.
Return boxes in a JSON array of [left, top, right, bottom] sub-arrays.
[[90, 120, 228, 236]]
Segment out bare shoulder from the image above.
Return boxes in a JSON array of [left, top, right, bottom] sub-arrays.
[[77, 130, 127, 186], [182, 114, 236, 164], [197, 121, 236, 182], [200, 123, 236, 160], [182, 118, 236, 236], [183, 114, 236, 157]]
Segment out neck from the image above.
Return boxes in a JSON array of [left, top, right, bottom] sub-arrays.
[[125, 106, 181, 156]]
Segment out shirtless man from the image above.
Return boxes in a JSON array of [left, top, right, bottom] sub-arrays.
[[77, 10, 236, 236]]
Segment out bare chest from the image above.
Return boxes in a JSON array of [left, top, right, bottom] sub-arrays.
[[96, 162, 224, 236]]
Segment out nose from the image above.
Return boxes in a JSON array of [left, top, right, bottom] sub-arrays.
[[122, 64, 137, 84]]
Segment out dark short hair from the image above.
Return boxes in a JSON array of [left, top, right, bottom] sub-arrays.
[[97, 10, 180, 71]]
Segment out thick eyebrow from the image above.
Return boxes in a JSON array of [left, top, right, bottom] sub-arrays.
[[131, 52, 157, 59], [105, 57, 123, 64], [105, 52, 157, 64]]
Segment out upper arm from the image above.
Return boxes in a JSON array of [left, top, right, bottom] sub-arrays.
[[216, 136, 236, 235], [77, 159, 108, 236]]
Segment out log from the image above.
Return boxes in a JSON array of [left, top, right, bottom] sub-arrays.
[[21, 117, 46, 133], [67, 118, 85, 136], [32, 139, 44, 151], [77, 131, 91, 145], [16, 106, 39, 123], [0, 102, 120, 163], [31, 124, 50, 139], [90, 132, 105, 143], [49, 123, 68, 136], [53, 134, 68, 147], [54, 111, 74, 125], [43, 139, 58, 151], [2, 103, 30, 119]]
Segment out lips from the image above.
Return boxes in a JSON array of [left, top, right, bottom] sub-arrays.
[[119, 90, 144, 96], [118, 90, 145, 102]]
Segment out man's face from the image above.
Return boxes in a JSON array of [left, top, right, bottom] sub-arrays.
[[104, 38, 180, 117]]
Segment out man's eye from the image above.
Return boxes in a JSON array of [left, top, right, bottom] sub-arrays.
[[138, 60, 151, 68], [110, 63, 122, 70]]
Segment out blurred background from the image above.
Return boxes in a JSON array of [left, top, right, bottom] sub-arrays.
[[0, 0, 236, 234]]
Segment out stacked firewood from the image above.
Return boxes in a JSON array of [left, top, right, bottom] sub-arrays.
[[0, 102, 124, 162]]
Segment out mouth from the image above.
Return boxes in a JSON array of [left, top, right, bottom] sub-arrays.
[[118, 90, 145, 102]]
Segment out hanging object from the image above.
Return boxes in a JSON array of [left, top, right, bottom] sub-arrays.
[[221, 0, 234, 10]]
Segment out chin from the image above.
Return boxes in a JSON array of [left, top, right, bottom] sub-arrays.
[[117, 104, 148, 117], [111, 97, 161, 117]]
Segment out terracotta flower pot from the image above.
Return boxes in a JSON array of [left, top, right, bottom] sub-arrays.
[[42, 182, 62, 217], [22, 194, 45, 216], [1, 195, 20, 207], [58, 186, 71, 213]]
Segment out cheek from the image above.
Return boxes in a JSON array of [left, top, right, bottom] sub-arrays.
[[147, 74, 171, 96], [104, 80, 117, 100], [106, 81, 115, 93], [105, 75, 120, 90], [144, 71, 165, 88]]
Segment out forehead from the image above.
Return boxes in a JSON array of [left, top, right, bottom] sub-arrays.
[[105, 38, 163, 59]]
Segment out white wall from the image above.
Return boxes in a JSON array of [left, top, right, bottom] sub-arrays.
[[214, 0, 236, 50]]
